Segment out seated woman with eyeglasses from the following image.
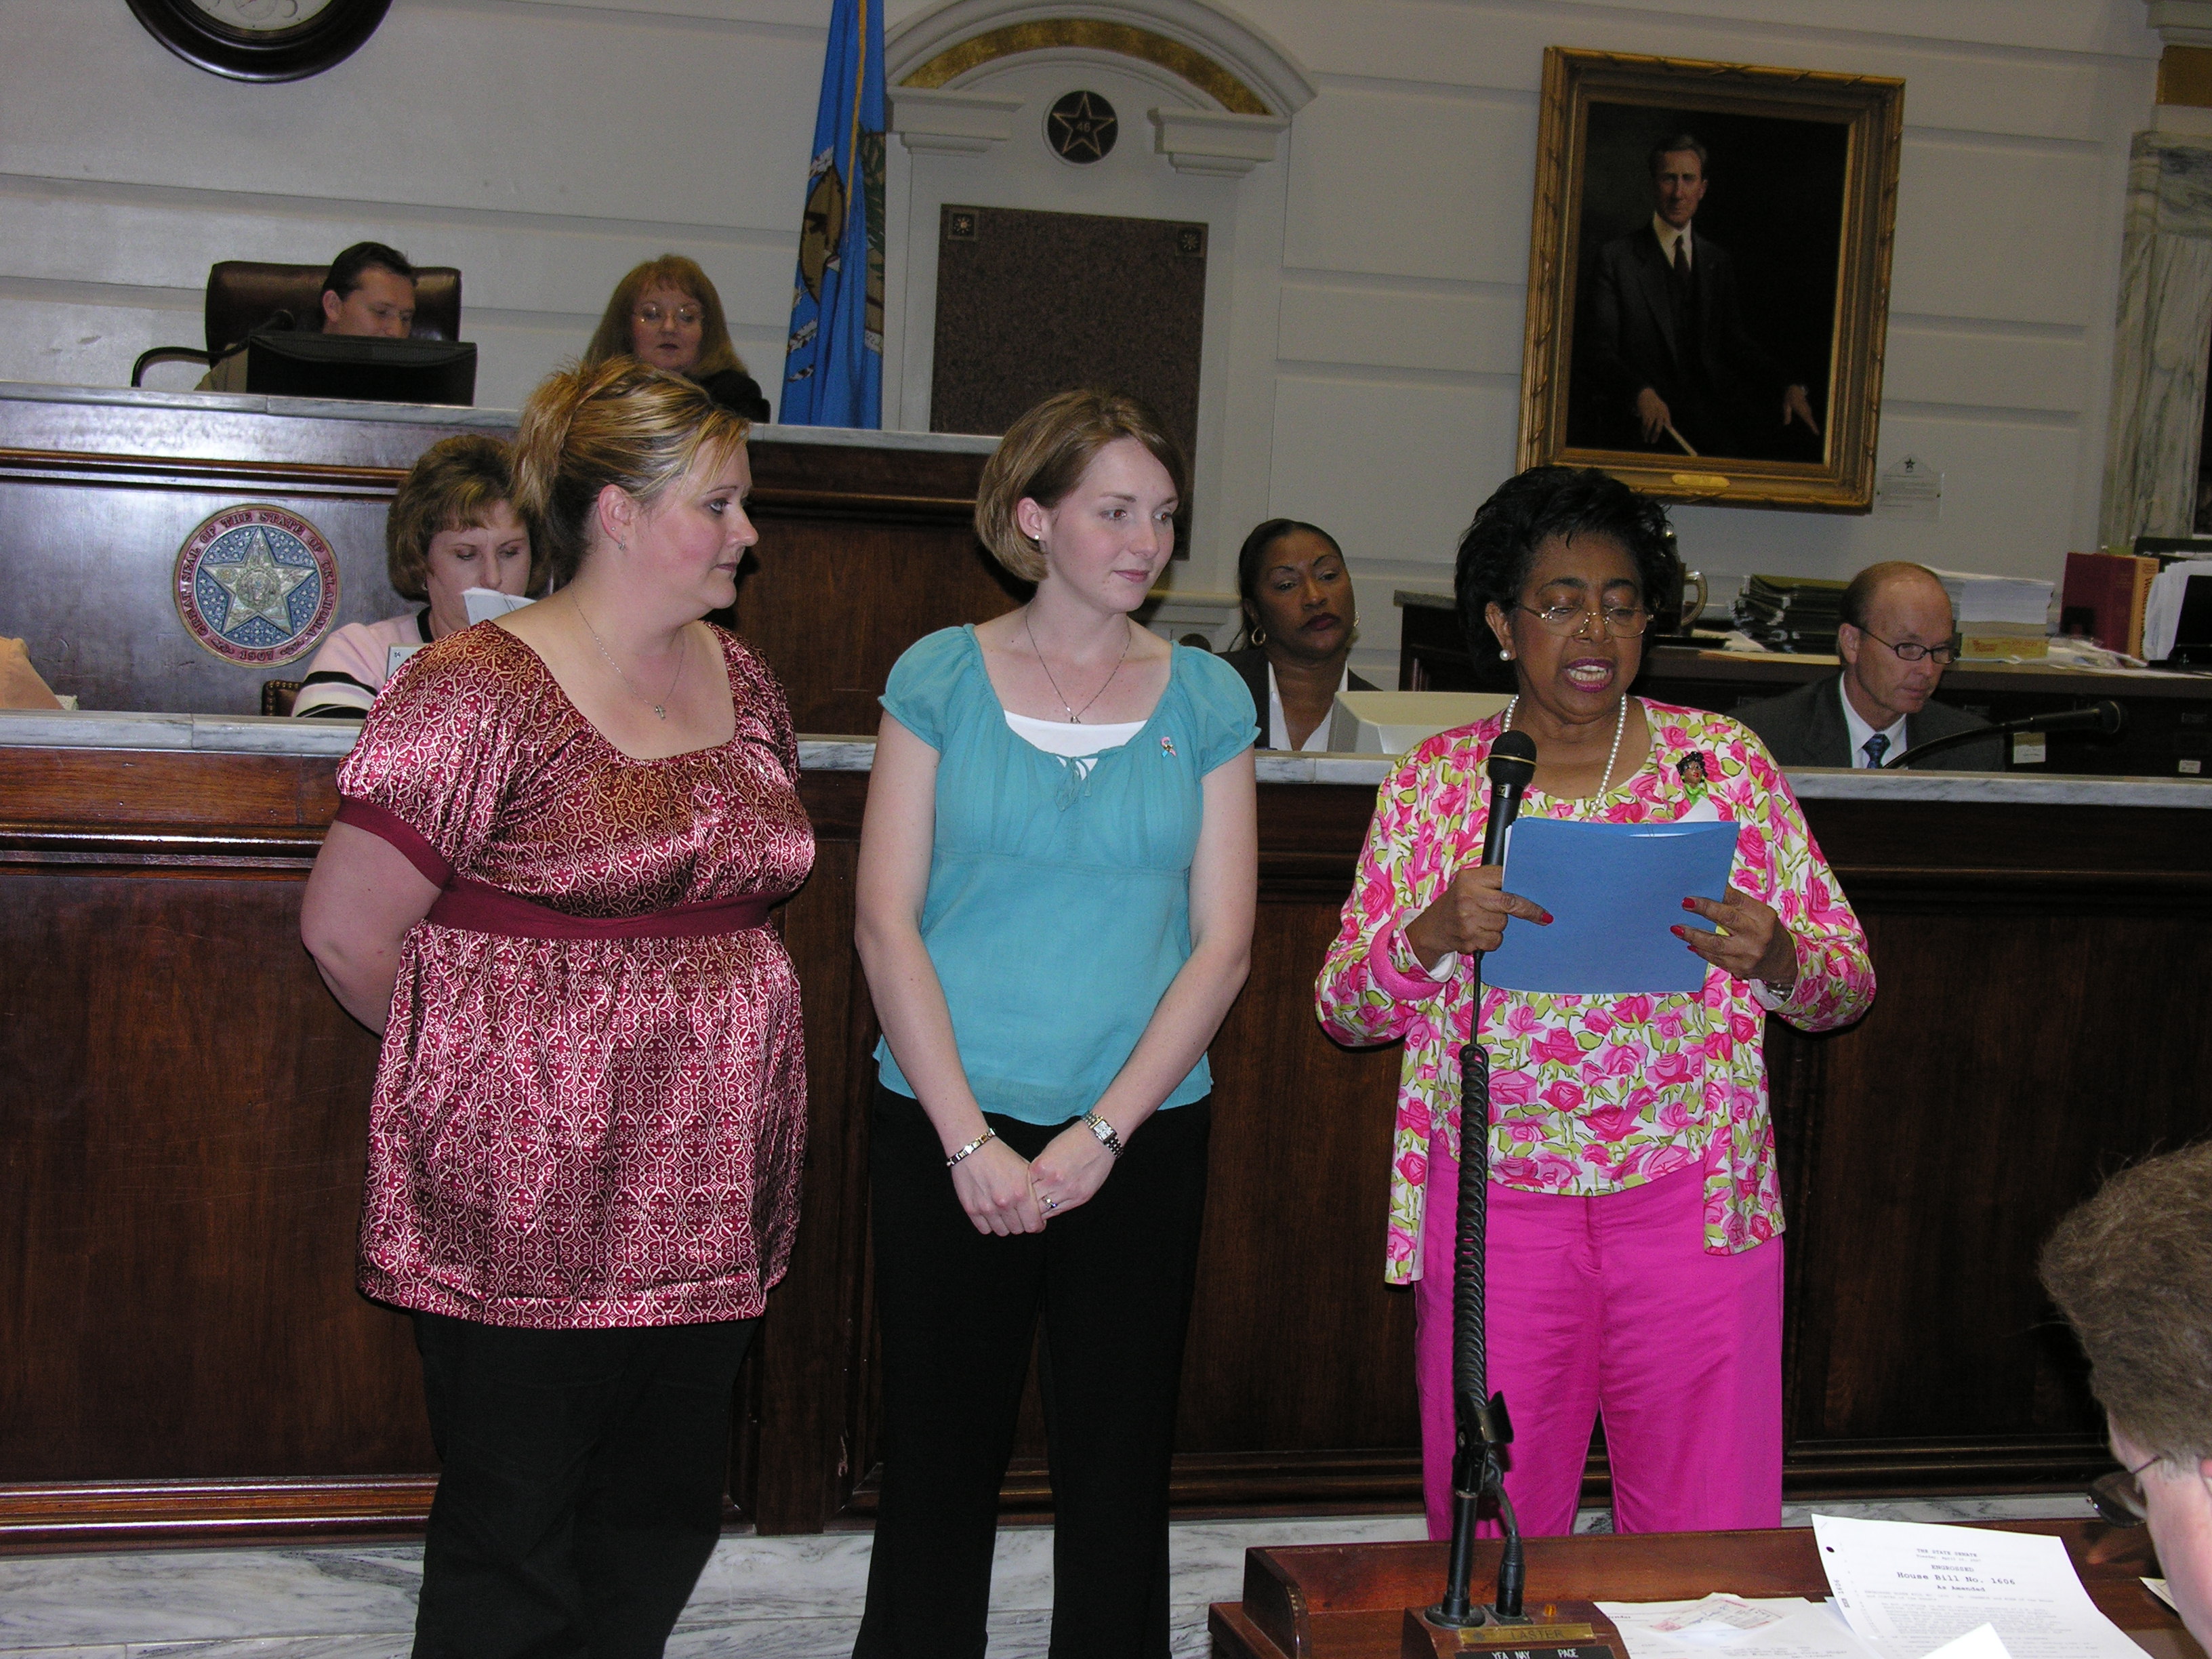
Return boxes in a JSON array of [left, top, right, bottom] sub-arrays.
[[583, 254, 773, 423], [1736, 560, 2001, 770], [1315, 466, 1874, 1540]]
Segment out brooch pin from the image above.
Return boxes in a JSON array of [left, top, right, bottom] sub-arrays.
[[1679, 750, 1711, 794], [1160, 735, 1177, 757]]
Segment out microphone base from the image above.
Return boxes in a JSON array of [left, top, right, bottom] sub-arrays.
[[1404, 1608, 1593, 1658]]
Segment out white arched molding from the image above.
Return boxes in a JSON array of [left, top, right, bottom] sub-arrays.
[[2101, 131, 2212, 543], [885, 0, 1310, 175]]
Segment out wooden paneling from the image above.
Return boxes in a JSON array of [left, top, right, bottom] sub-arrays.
[[7, 740, 2209, 1551], [0, 394, 1003, 728], [1397, 605, 2212, 781]]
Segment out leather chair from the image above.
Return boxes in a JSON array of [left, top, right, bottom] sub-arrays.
[[132, 262, 462, 386]]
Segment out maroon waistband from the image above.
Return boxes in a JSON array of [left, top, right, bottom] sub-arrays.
[[426, 878, 780, 940], [336, 797, 783, 940]]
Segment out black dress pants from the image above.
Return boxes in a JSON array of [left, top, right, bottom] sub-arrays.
[[855, 1084, 1212, 1659], [409, 1311, 756, 1659]]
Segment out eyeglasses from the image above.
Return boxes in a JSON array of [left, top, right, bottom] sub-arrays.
[[635, 304, 702, 328], [1516, 602, 1650, 638], [2087, 1456, 2159, 1526], [1858, 628, 1957, 666]]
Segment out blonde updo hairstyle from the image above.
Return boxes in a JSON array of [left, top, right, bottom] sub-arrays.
[[975, 389, 1189, 583], [511, 356, 752, 587]]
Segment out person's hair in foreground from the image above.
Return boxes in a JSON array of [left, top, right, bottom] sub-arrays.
[[974, 388, 1189, 582], [2041, 1141, 2212, 1464], [582, 253, 750, 380], [385, 434, 546, 599], [1454, 465, 1677, 655], [511, 356, 752, 586], [322, 241, 415, 306]]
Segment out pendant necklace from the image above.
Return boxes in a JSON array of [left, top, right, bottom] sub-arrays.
[[1503, 694, 1629, 795], [1025, 612, 1132, 724], [574, 595, 687, 720]]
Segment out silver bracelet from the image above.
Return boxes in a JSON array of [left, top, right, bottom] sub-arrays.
[[945, 1128, 997, 1169], [1082, 1111, 1124, 1160]]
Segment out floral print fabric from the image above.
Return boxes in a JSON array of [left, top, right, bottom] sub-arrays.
[[1314, 700, 1872, 1282]]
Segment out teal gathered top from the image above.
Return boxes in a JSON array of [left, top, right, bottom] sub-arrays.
[[874, 626, 1257, 1126]]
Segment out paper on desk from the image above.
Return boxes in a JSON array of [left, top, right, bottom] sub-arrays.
[[2143, 1579, 2175, 1613], [1921, 1627, 2012, 1659], [1596, 1595, 1879, 1659], [1812, 1514, 2144, 1659]]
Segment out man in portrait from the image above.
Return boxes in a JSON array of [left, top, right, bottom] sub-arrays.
[[1579, 134, 1821, 459]]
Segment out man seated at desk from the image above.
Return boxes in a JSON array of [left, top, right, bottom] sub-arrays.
[[1736, 560, 2001, 771], [2042, 1142, 2212, 1650], [198, 242, 417, 392]]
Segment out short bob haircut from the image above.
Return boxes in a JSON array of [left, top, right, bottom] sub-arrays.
[[583, 255, 749, 382], [975, 389, 1188, 583], [1454, 466, 1677, 661], [512, 356, 752, 588], [1235, 518, 1345, 642], [2041, 1139, 2212, 1463], [386, 434, 546, 600]]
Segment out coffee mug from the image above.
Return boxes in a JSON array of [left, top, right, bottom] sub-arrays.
[[1677, 569, 1707, 631]]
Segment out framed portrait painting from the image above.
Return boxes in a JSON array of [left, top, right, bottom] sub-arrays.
[[1517, 49, 1904, 512]]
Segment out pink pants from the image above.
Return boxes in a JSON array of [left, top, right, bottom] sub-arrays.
[[1414, 1147, 1782, 1539]]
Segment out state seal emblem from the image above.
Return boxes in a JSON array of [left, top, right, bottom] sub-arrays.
[[173, 504, 341, 666]]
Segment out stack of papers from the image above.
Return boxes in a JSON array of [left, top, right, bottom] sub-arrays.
[[2142, 560, 2212, 661], [1734, 576, 1847, 655], [1929, 569, 2053, 661], [1595, 1516, 2148, 1659]]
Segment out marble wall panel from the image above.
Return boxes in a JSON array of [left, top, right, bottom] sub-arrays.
[[1889, 137, 2109, 327], [1280, 86, 1536, 285], [1275, 279, 1525, 377]]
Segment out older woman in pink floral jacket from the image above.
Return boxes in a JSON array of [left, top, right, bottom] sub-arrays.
[[1316, 468, 1873, 1541]]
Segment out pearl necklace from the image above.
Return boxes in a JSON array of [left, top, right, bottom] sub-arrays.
[[1503, 694, 1629, 796]]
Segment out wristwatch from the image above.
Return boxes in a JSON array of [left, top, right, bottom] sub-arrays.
[[1082, 1111, 1124, 1159]]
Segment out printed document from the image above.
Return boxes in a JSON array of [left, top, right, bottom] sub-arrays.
[[1595, 1595, 1879, 1659], [1812, 1514, 2144, 1659]]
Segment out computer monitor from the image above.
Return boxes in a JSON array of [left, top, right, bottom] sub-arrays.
[[2169, 573, 2212, 670], [243, 329, 478, 406]]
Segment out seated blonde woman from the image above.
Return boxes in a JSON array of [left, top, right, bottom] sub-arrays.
[[293, 435, 541, 718], [583, 255, 772, 423]]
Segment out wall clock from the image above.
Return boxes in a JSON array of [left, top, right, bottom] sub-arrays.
[[127, 0, 393, 83]]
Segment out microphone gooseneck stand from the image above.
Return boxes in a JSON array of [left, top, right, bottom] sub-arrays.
[[1882, 699, 2123, 770], [1427, 731, 1538, 1631]]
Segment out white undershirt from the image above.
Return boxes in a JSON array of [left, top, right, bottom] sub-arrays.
[[1004, 710, 1143, 777], [1837, 677, 1907, 767], [1267, 661, 1351, 753]]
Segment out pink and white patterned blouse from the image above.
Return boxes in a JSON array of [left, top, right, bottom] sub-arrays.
[[1314, 699, 1872, 1283], [334, 622, 815, 1329]]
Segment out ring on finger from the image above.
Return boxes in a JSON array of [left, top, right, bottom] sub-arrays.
[[1042, 1197, 1059, 1212]]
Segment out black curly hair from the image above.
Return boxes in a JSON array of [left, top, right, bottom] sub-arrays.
[[1454, 467, 1679, 676]]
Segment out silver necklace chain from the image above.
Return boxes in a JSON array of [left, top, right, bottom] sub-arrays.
[[573, 594, 686, 721], [1503, 693, 1629, 796], [1024, 612, 1132, 724]]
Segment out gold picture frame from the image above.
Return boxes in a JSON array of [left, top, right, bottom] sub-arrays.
[[1517, 48, 1904, 512]]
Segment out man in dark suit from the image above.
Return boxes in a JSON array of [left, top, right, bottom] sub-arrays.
[[1580, 134, 1821, 459], [1736, 562, 2003, 771]]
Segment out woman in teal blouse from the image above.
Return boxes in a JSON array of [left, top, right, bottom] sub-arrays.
[[853, 390, 1258, 1659]]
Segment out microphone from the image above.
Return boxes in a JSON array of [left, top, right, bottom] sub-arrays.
[[1884, 700, 2123, 769], [1480, 732, 1538, 872]]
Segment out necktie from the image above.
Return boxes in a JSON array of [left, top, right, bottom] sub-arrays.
[[1862, 733, 1889, 769], [1673, 235, 1689, 275]]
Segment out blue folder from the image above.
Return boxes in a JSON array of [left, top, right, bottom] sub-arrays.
[[1483, 818, 1742, 995]]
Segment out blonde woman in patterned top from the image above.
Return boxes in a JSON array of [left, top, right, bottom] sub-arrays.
[[300, 358, 812, 1657], [1315, 466, 1873, 1540]]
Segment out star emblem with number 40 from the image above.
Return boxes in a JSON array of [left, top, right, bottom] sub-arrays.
[[173, 504, 342, 667], [1048, 91, 1118, 163]]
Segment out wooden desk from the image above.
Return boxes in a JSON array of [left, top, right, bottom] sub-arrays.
[[1393, 592, 2212, 779], [1209, 1521, 2199, 1659], [5, 730, 2211, 1549], [0, 383, 1009, 733]]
